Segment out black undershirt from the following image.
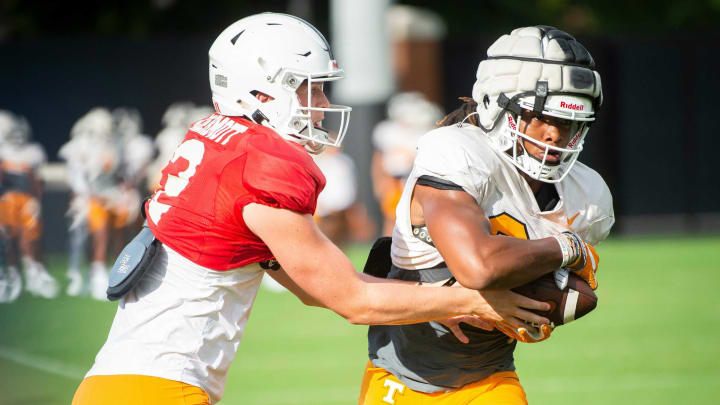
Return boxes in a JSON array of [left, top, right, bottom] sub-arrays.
[[534, 182, 560, 212]]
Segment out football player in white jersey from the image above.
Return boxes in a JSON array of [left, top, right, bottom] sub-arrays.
[[0, 112, 59, 300], [146, 102, 197, 191], [110, 107, 155, 250], [360, 26, 614, 405], [72, 14, 551, 405], [59, 107, 120, 300], [313, 146, 376, 246], [0, 110, 17, 302], [371, 92, 443, 235]]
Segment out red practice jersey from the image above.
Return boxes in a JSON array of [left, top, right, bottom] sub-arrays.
[[146, 114, 326, 270]]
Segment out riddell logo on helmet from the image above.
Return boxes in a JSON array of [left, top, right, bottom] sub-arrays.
[[560, 101, 584, 111], [567, 132, 582, 148], [507, 115, 517, 130]]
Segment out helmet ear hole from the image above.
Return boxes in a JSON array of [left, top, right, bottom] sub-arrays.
[[483, 95, 490, 109]]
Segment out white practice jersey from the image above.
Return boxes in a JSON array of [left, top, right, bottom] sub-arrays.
[[0, 142, 46, 171], [372, 120, 426, 178], [391, 123, 615, 270], [87, 244, 264, 404], [0, 142, 46, 193], [59, 133, 120, 198], [121, 133, 155, 184], [312, 151, 357, 217]]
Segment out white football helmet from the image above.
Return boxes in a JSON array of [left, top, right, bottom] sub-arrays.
[[209, 12, 351, 153], [112, 107, 143, 139], [472, 26, 603, 183], [162, 101, 195, 128], [0, 111, 31, 145], [0, 110, 17, 144], [387, 92, 443, 130], [187, 105, 214, 124], [71, 107, 114, 140], [7, 115, 31, 145]]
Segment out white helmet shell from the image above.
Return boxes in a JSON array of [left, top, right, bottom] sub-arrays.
[[112, 107, 143, 139], [162, 101, 195, 128], [472, 26, 603, 182], [10, 115, 31, 144], [71, 107, 114, 141], [0, 110, 17, 144], [387, 92, 443, 129], [208, 13, 351, 153]]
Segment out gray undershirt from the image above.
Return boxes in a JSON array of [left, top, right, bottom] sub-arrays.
[[367, 264, 517, 393]]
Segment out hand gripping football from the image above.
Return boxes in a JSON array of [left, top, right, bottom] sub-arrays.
[[511, 272, 597, 327]]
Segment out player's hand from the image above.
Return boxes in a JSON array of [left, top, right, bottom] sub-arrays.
[[495, 321, 554, 343], [570, 243, 599, 290], [554, 231, 599, 290], [438, 283, 550, 343], [473, 289, 551, 334], [438, 315, 494, 344]]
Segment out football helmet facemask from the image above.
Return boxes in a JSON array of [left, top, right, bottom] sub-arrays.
[[209, 13, 351, 153], [472, 26, 602, 183]]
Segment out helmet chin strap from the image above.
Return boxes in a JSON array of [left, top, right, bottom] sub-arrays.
[[251, 109, 270, 125], [250, 106, 315, 150]]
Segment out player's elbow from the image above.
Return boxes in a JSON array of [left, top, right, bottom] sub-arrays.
[[452, 257, 499, 290], [328, 286, 378, 325], [332, 302, 369, 325], [298, 295, 324, 308], [455, 270, 495, 291], [344, 312, 371, 325]]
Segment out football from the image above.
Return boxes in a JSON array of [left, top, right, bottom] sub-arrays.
[[511, 272, 597, 327]]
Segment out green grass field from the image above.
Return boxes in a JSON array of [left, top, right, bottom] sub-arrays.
[[1, 236, 719, 404]]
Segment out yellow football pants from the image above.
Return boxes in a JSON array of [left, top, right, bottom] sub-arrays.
[[0, 191, 41, 241], [358, 361, 528, 405], [88, 198, 128, 233], [72, 374, 210, 405]]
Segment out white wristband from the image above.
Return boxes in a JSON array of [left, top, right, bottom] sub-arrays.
[[553, 234, 571, 268]]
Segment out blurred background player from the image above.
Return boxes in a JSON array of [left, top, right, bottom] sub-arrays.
[[0, 110, 22, 303], [313, 147, 375, 247], [371, 92, 443, 235], [59, 107, 120, 300], [0, 111, 15, 303], [146, 102, 213, 192], [0, 110, 58, 300], [110, 107, 155, 252]]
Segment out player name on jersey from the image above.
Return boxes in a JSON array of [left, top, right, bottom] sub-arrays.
[[189, 114, 248, 145]]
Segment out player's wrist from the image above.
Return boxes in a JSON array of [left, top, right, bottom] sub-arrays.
[[552, 234, 571, 267], [553, 231, 585, 269]]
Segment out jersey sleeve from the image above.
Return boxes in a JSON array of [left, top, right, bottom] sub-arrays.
[[573, 166, 615, 246], [584, 183, 615, 246], [412, 128, 489, 202], [239, 140, 324, 215]]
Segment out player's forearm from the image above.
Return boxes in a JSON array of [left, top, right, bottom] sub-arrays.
[[337, 276, 481, 325], [432, 222, 563, 290], [469, 235, 563, 289]]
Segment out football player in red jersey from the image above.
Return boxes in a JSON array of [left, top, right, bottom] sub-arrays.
[[72, 13, 552, 405]]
